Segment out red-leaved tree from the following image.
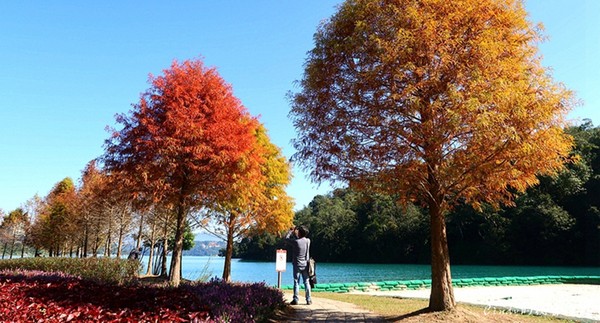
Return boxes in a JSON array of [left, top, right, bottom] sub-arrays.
[[103, 59, 261, 286]]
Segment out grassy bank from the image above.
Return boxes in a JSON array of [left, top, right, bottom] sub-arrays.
[[0, 257, 139, 285], [316, 293, 574, 322]]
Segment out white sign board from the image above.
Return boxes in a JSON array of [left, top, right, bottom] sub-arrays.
[[276, 249, 287, 272]]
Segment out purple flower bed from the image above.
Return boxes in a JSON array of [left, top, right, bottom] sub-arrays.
[[184, 278, 287, 323]]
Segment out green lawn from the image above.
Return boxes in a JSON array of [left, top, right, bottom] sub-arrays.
[[315, 292, 575, 322]]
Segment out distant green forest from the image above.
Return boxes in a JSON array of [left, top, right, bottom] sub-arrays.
[[235, 121, 600, 266]]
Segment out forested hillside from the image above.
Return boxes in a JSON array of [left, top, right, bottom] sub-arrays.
[[182, 241, 226, 257], [235, 122, 600, 266]]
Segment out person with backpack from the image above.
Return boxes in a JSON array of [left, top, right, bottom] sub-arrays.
[[285, 226, 312, 305]]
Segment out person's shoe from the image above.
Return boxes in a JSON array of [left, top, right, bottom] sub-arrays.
[[290, 300, 298, 305], [307, 300, 312, 305]]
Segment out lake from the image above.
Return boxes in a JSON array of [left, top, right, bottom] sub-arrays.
[[146, 256, 600, 287]]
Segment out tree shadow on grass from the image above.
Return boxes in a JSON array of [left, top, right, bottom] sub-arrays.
[[385, 308, 431, 321]]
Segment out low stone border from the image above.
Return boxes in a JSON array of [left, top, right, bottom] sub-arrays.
[[281, 275, 600, 293]]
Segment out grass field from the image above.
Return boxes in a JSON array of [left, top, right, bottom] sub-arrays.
[[315, 292, 575, 322]]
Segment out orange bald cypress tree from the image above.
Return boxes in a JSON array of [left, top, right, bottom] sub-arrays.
[[290, 0, 574, 311], [201, 124, 294, 282], [104, 59, 260, 286]]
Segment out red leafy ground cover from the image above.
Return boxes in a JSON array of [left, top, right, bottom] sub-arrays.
[[0, 272, 210, 322]]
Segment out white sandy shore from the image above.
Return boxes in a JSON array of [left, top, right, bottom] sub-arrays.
[[358, 284, 600, 322]]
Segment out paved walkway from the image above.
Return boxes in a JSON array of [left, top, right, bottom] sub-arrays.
[[282, 293, 387, 322], [282, 284, 600, 322]]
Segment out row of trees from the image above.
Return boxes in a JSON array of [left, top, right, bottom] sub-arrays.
[[0, 59, 294, 286], [236, 121, 600, 267], [1, 0, 584, 312]]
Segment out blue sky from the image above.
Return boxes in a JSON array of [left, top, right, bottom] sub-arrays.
[[1, 1, 599, 213]]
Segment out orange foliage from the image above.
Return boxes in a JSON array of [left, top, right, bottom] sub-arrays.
[[204, 124, 294, 281], [291, 0, 574, 213], [103, 59, 261, 285], [290, 0, 574, 311]]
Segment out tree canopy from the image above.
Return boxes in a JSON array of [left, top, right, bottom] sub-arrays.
[[238, 122, 600, 268], [290, 0, 574, 311], [200, 123, 294, 282], [103, 59, 263, 286]]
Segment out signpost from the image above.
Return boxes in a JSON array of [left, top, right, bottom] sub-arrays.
[[276, 249, 287, 288]]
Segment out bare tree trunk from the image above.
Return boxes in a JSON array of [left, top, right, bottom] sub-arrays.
[[222, 217, 235, 282], [104, 239, 109, 257], [83, 223, 89, 258], [136, 213, 145, 249], [116, 215, 125, 259], [169, 203, 186, 286], [106, 215, 113, 257], [160, 242, 169, 278], [9, 228, 17, 259], [92, 231, 100, 257], [428, 202, 455, 311], [160, 217, 169, 278], [146, 218, 157, 276]]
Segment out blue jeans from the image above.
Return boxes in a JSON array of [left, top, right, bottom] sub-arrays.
[[293, 266, 311, 303]]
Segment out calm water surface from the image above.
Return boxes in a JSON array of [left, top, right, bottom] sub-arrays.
[[155, 256, 599, 286]]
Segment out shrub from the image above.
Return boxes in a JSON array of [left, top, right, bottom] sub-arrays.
[[0, 257, 139, 285]]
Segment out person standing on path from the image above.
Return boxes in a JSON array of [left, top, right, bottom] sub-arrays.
[[285, 226, 312, 305]]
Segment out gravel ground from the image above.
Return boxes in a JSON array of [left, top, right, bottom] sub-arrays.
[[359, 284, 600, 322]]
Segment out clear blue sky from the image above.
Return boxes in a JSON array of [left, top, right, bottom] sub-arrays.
[[1, 1, 599, 213]]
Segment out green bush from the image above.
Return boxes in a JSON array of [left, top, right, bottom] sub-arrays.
[[0, 257, 140, 285]]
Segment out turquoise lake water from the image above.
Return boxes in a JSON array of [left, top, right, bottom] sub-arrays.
[[146, 256, 600, 287]]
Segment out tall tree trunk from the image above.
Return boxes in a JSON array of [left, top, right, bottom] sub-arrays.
[[117, 215, 125, 259], [106, 217, 113, 257], [83, 223, 89, 258], [222, 217, 235, 282], [160, 217, 169, 278], [20, 242, 25, 258], [136, 213, 145, 249], [93, 232, 100, 257], [9, 229, 17, 259], [1, 242, 6, 259], [9, 242, 14, 259], [146, 219, 157, 276], [169, 203, 187, 286], [428, 202, 455, 311]]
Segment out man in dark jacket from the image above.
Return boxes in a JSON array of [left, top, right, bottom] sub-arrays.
[[285, 226, 312, 305]]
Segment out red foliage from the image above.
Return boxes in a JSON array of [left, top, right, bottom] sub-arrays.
[[0, 275, 210, 322]]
